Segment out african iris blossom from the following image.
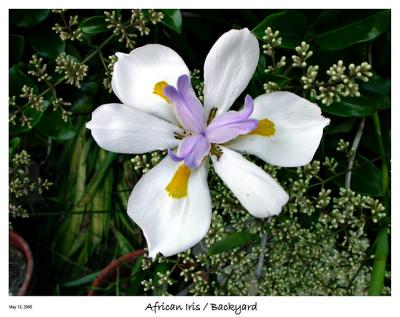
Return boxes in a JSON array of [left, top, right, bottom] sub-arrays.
[[87, 28, 330, 258]]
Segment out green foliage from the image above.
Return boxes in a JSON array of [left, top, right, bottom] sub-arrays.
[[208, 232, 258, 255], [320, 97, 377, 117], [9, 9, 390, 296], [315, 10, 390, 50], [160, 9, 183, 34], [10, 9, 50, 27], [28, 27, 66, 58], [253, 10, 307, 49], [9, 34, 25, 65], [80, 16, 108, 34]]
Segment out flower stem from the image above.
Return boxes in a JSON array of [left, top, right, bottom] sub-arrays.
[[345, 117, 365, 188], [372, 111, 389, 199], [368, 111, 390, 296], [256, 218, 272, 279], [368, 228, 388, 295]]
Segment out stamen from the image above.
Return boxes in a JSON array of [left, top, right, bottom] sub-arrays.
[[209, 144, 223, 158], [153, 81, 171, 104], [165, 164, 191, 199], [249, 119, 276, 137]]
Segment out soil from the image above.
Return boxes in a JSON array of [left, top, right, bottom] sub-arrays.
[[9, 246, 26, 295]]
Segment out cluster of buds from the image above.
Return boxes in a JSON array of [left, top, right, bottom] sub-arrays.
[[190, 69, 204, 101], [262, 27, 286, 73], [305, 60, 373, 105], [105, 10, 137, 49], [103, 55, 118, 92], [9, 150, 53, 225], [52, 11, 83, 41], [336, 138, 353, 157], [52, 97, 72, 122], [105, 10, 164, 49], [265, 56, 286, 73], [323, 156, 338, 173], [55, 52, 88, 88], [292, 41, 313, 68], [263, 81, 280, 93], [321, 187, 385, 228], [301, 65, 319, 90], [131, 9, 164, 36], [262, 27, 282, 56], [20, 85, 45, 112], [348, 62, 373, 82], [28, 55, 51, 82], [131, 151, 165, 174], [9, 96, 21, 126]]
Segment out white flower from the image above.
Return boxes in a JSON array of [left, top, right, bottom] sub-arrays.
[[86, 28, 330, 258]]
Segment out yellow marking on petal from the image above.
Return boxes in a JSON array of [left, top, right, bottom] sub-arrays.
[[153, 81, 171, 104], [249, 118, 276, 137], [165, 164, 191, 199]]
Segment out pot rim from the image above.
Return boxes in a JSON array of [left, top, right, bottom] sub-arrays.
[[88, 249, 145, 296], [9, 230, 34, 296]]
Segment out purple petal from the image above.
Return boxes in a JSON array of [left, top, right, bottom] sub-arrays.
[[164, 75, 206, 134], [205, 95, 258, 144], [168, 134, 211, 169], [167, 148, 184, 162]]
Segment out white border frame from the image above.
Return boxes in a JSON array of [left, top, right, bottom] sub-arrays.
[[2, 1, 398, 316]]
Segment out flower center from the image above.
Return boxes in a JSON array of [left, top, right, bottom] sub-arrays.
[[163, 75, 260, 170]]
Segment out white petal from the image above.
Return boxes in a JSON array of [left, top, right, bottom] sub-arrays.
[[211, 147, 288, 218], [86, 103, 182, 154], [128, 157, 212, 258], [112, 45, 190, 123], [229, 92, 330, 167], [203, 28, 259, 115]]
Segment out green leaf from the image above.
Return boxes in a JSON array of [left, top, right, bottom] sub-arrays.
[[360, 74, 391, 97], [27, 27, 65, 58], [77, 152, 117, 208], [114, 228, 134, 255], [62, 271, 100, 288], [252, 10, 307, 49], [80, 16, 108, 34], [80, 81, 100, 96], [320, 96, 376, 117], [365, 93, 390, 110], [9, 137, 21, 156], [10, 9, 50, 27], [160, 9, 182, 34], [10, 34, 25, 65], [361, 118, 390, 155], [126, 268, 146, 296], [264, 73, 291, 86], [208, 232, 257, 255], [316, 10, 390, 50], [9, 65, 37, 96], [325, 118, 356, 134], [35, 109, 77, 141], [71, 96, 94, 114], [350, 155, 382, 197]]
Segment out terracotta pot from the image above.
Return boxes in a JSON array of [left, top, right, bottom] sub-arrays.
[[88, 249, 145, 296], [9, 231, 34, 296]]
